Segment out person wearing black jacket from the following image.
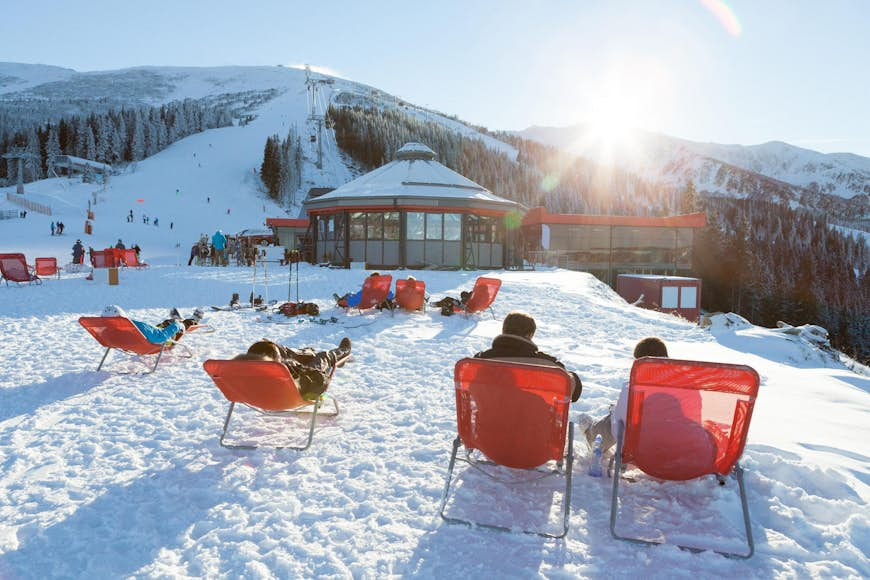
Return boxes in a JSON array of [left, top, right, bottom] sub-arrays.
[[474, 311, 583, 402]]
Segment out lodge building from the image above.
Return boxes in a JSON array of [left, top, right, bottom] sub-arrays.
[[266, 142, 707, 277]]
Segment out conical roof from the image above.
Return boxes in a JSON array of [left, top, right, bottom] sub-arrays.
[[305, 142, 518, 212]]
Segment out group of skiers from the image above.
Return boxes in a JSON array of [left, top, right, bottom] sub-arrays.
[[50, 221, 66, 235], [187, 230, 261, 267]]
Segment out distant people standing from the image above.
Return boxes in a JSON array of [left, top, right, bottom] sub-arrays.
[[154, 218, 159, 227], [143, 215, 147, 224], [50, 221, 56, 236], [226, 208, 231, 215], [21, 210, 27, 218], [57, 222, 65, 235], [170, 222, 174, 230], [128, 209, 134, 222], [188, 243, 198, 266], [212, 229, 227, 266], [207, 196, 210, 203]]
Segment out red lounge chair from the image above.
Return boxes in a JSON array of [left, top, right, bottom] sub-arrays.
[[439, 358, 575, 538], [79, 316, 196, 373], [0, 253, 41, 286], [119, 249, 148, 268], [203, 359, 340, 450], [610, 357, 760, 558], [352, 274, 393, 312], [395, 278, 426, 312], [35, 257, 60, 279], [91, 250, 117, 268], [456, 276, 501, 318]]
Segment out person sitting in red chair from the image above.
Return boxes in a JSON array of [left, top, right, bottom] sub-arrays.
[[583, 336, 669, 451], [474, 311, 583, 402], [234, 338, 352, 401], [101, 305, 202, 343]]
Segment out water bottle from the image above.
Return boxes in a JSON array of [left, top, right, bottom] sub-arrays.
[[589, 434, 603, 477]]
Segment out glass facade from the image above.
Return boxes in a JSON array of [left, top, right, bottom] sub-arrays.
[[315, 210, 505, 268]]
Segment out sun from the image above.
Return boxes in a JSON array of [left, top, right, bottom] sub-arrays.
[[568, 58, 674, 165]]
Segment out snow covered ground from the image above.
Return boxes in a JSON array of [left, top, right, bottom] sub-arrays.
[[0, 261, 867, 578], [0, 71, 867, 577]]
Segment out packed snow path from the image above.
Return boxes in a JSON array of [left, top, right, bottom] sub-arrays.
[[0, 266, 866, 578]]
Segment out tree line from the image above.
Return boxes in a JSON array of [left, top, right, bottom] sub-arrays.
[[0, 98, 234, 184], [695, 197, 869, 363], [260, 126, 303, 204]]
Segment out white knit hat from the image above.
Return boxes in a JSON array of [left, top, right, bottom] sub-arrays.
[[102, 304, 128, 318]]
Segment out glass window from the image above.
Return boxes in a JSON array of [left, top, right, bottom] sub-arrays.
[[444, 213, 461, 241], [383, 212, 400, 240], [661, 286, 678, 308], [680, 286, 697, 308], [426, 213, 443, 240], [407, 212, 425, 240], [366, 212, 383, 240], [350, 212, 365, 240]]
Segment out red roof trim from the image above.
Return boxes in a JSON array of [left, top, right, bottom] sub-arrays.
[[266, 218, 309, 228], [521, 207, 707, 228], [306, 205, 511, 217]]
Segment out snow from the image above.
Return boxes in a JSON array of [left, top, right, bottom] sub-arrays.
[[0, 67, 867, 578], [0, 262, 867, 577]]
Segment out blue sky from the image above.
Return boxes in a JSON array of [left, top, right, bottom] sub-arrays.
[[3, 0, 869, 155]]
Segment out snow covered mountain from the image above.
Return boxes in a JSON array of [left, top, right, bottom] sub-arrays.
[[519, 125, 870, 221]]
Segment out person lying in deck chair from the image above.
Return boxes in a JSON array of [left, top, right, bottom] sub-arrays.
[[333, 272, 394, 309], [431, 290, 472, 316], [582, 336, 669, 451], [101, 305, 204, 343], [234, 338, 352, 401], [474, 311, 583, 402]]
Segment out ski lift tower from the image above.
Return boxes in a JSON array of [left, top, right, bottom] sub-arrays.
[[2, 148, 41, 194], [305, 64, 335, 170]]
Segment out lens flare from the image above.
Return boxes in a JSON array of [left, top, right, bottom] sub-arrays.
[[700, 0, 742, 37], [541, 174, 560, 192], [503, 210, 523, 230]]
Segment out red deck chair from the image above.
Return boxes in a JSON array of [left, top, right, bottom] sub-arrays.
[[91, 250, 116, 268], [203, 359, 340, 450], [349, 274, 393, 313], [610, 357, 760, 558], [395, 278, 426, 312], [119, 249, 148, 268], [35, 257, 60, 279], [439, 358, 575, 538], [456, 276, 501, 318], [79, 316, 197, 373], [0, 253, 41, 286]]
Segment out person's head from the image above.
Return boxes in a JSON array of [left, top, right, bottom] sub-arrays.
[[406, 275, 416, 281], [502, 311, 536, 340], [102, 304, 127, 318], [633, 337, 668, 358], [76, 239, 81, 244], [369, 271, 380, 277], [243, 340, 282, 361]]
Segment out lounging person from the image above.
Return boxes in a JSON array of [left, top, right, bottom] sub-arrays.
[[475, 311, 583, 402], [101, 305, 203, 344], [334, 272, 394, 308], [233, 338, 352, 401], [432, 290, 472, 316], [582, 337, 669, 452]]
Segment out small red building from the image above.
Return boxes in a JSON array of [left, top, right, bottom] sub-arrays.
[[617, 274, 702, 322]]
